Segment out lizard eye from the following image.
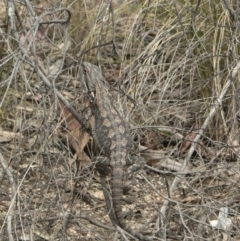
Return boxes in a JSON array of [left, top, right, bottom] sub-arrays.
[[83, 68, 88, 75]]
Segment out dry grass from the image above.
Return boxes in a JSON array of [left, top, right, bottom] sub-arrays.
[[0, 0, 240, 240]]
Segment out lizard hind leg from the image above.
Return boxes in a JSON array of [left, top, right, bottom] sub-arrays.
[[94, 156, 110, 176]]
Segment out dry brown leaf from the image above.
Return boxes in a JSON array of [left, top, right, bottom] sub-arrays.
[[181, 132, 197, 152], [0, 131, 23, 142], [181, 122, 215, 159], [89, 190, 104, 200], [147, 157, 184, 172], [142, 149, 188, 172], [180, 195, 201, 204], [57, 100, 91, 169], [195, 140, 216, 160], [231, 139, 240, 154], [141, 131, 162, 149]]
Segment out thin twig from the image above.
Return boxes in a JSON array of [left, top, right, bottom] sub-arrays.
[[222, 0, 236, 21], [39, 8, 71, 25]]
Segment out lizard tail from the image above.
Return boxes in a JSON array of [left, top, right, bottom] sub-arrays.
[[111, 165, 152, 241]]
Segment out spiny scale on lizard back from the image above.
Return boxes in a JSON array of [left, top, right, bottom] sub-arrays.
[[96, 91, 132, 153], [80, 62, 133, 155]]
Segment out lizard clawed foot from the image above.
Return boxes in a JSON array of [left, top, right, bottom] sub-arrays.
[[127, 155, 146, 175]]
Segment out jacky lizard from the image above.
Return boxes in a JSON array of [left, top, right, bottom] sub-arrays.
[[80, 62, 152, 240]]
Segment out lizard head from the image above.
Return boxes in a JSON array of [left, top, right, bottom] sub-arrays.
[[80, 61, 106, 95]]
